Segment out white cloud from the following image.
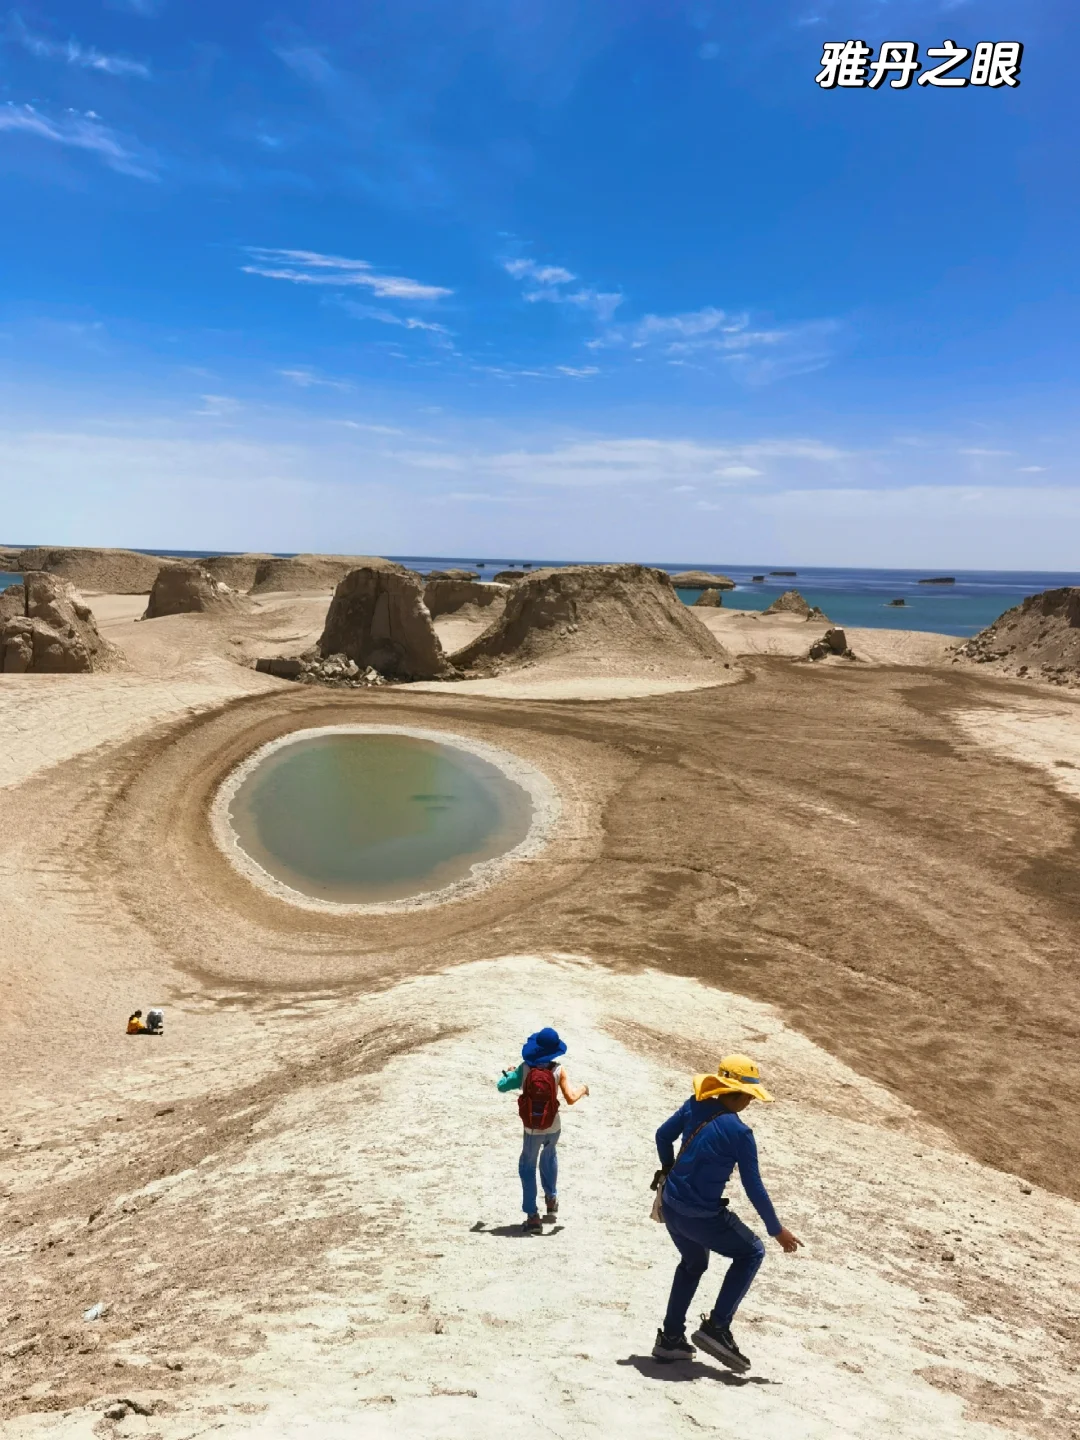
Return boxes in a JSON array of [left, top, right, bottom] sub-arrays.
[[502, 252, 623, 322], [195, 394, 241, 416], [273, 44, 337, 87], [1018, 465, 1047, 473], [278, 368, 352, 391], [10, 19, 151, 78], [503, 258, 576, 285], [337, 301, 452, 335], [0, 103, 156, 178], [472, 362, 598, 382], [959, 447, 1013, 457], [242, 248, 452, 302], [480, 436, 844, 488], [595, 306, 839, 382], [338, 421, 404, 435]]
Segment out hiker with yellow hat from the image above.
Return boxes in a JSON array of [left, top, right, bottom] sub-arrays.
[[650, 1054, 801, 1371]]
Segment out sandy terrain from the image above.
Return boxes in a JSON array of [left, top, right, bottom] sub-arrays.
[[2, 588, 1080, 1438], [4, 955, 1078, 1440], [697, 608, 956, 666]]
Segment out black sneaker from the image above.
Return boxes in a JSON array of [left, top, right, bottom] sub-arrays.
[[690, 1316, 750, 1372], [652, 1328, 696, 1362], [523, 1213, 543, 1233], [544, 1196, 558, 1223]]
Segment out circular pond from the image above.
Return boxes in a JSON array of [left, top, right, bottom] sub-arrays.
[[212, 725, 558, 911]]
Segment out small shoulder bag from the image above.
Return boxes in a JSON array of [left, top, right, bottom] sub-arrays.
[[649, 1117, 713, 1223]]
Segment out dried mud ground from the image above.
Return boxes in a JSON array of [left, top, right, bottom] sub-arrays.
[[2, 595, 1079, 1440]]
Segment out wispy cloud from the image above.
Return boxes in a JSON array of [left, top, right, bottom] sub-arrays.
[[503, 258, 576, 286], [273, 42, 337, 87], [106, 0, 165, 14], [473, 362, 599, 382], [194, 394, 241, 416], [9, 17, 151, 77], [337, 301, 452, 336], [278, 367, 352, 391], [474, 436, 847, 488], [242, 247, 452, 302], [501, 251, 623, 322], [593, 305, 839, 382], [0, 103, 156, 178]]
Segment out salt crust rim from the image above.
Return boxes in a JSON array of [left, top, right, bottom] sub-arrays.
[[210, 723, 561, 914]]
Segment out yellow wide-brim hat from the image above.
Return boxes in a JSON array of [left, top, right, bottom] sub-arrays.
[[693, 1053, 774, 1104]]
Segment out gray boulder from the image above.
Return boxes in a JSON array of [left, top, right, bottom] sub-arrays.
[[318, 567, 455, 680]]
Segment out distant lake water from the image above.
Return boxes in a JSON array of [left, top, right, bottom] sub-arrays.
[[387, 558, 1078, 639]]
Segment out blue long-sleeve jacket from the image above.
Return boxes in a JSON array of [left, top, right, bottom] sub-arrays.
[[656, 1097, 782, 1236]]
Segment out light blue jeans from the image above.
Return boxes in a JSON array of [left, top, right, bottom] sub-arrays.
[[519, 1129, 559, 1214]]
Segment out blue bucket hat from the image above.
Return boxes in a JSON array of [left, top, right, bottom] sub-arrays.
[[521, 1027, 567, 1065]]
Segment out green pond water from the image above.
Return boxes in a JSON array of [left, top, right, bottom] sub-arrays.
[[228, 732, 534, 904]]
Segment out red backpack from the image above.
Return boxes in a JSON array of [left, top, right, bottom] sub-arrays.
[[518, 1064, 559, 1130]]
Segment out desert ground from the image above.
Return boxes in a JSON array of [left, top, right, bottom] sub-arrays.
[[2, 585, 1079, 1440]]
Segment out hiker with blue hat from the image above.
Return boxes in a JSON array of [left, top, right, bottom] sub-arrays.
[[649, 1054, 802, 1371], [497, 1026, 589, 1232]]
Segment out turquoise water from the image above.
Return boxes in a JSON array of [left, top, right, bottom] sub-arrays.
[[0, 570, 21, 591], [228, 732, 533, 904]]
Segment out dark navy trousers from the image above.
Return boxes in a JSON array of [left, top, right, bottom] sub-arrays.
[[662, 1204, 766, 1335]]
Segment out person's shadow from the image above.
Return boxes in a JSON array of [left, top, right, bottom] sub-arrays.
[[478, 1222, 566, 1238], [617, 1356, 776, 1386]]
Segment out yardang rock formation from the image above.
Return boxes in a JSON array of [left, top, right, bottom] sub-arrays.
[[144, 563, 240, 619], [318, 566, 455, 681], [1, 572, 114, 673], [955, 586, 1080, 685], [452, 563, 731, 678]]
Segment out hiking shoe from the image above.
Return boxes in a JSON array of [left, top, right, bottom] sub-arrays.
[[543, 1196, 558, 1222], [652, 1328, 695, 1362], [523, 1213, 543, 1233], [690, 1316, 750, 1372]]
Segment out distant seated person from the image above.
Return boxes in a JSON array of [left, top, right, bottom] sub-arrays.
[[126, 1008, 164, 1035]]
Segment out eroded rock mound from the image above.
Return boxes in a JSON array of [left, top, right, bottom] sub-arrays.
[[318, 567, 455, 680], [954, 587, 1080, 685], [426, 569, 479, 582], [10, 547, 175, 594], [808, 627, 855, 661], [764, 589, 828, 621], [493, 570, 527, 584], [200, 553, 274, 591], [251, 554, 404, 594], [1, 572, 114, 673], [424, 578, 507, 619], [671, 570, 736, 590], [452, 563, 731, 676], [693, 588, 723, 608], [144, 563, 239, 619]]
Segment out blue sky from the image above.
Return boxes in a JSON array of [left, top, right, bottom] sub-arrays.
[[0, 0, 1075, 566]]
